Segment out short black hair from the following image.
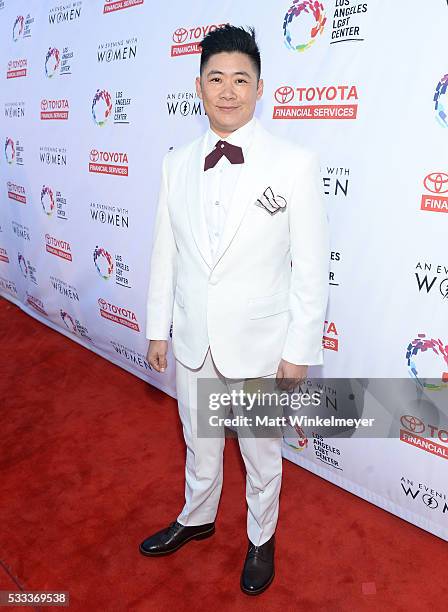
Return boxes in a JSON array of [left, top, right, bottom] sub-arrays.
[[199, 24, 261, 81]]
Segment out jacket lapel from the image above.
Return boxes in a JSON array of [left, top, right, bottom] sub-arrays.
[[186, 118, 272, 270], [212, 119, 271, 268], [186, 132, 213, 268]]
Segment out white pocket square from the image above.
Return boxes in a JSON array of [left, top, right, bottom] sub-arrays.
[[255, 186, 287, 214]]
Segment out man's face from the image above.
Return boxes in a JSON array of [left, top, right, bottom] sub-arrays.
[[195, 51, 263, 138]]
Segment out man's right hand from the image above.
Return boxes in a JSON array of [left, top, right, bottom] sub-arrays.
[[147, 340, 168, 373]]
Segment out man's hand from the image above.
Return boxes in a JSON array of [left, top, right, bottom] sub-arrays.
[[275, 359, 308, 392], [147, 340, 168, 373]]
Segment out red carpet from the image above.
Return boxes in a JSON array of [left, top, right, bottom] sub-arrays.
[[0, 295, 446, 611]]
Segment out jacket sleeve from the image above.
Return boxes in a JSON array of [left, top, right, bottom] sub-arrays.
[[145, 152, 177, 340], [281, 150, 330, 366]]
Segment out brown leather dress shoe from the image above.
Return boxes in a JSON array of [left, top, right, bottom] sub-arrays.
[[240, 535, 275, 595], [139, 520, 215, 556]]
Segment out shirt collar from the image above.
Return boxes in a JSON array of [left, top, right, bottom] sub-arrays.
[[205, 115, 257, 157]]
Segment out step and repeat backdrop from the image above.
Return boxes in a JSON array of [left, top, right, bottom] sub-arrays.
[[0, 1, 447, 540]]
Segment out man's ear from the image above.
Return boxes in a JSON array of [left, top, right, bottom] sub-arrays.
[[257, 78, 264, 100]]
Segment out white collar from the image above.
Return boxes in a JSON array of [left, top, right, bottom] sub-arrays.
[[205, 115, 257, 156]]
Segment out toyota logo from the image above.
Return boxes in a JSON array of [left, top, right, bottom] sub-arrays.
[[98, 298, 107, 308], [400, 415, 425, 434], [41, 99, 48, 110], [424, 172, 448, 194], [274, 86, 294, 104], [90, 149, 99, 162], [172, 28, 188, 43]]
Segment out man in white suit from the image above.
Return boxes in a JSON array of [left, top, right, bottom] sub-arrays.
[[140, 25, 329, 595]]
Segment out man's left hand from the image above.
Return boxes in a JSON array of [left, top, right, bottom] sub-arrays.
[[275, 359, 308, 392]]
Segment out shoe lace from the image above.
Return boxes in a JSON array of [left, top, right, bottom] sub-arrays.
[[247, 543, 263, 560], [166, 521, 180, 538], [247, 538, 273, 562]]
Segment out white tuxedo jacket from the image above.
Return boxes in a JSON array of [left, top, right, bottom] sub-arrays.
[[146, 117, 330, 378]]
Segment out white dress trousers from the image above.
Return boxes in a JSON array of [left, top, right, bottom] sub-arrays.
[[175, 346, 283, 547]]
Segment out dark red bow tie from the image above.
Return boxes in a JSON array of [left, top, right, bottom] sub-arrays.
[[204, 139, 244, 171]]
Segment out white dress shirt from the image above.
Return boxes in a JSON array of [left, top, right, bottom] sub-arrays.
[[203, 116, 257, 263]]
